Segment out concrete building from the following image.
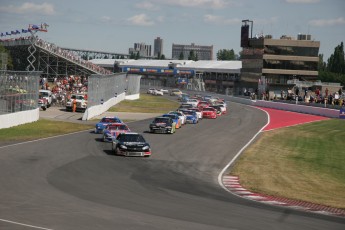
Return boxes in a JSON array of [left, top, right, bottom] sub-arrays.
[[129, 43, 152, 57], [240, 32, 320, 93], [172, 43, 213, 60], [154, 37, 163, 57]]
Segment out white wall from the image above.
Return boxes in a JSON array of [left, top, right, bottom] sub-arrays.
[[82, 93, 126, 121], [0, 108, 39, 129]]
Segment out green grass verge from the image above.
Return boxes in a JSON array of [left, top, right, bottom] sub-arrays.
[[231, 119, 345, 209], [0, 119, 94, 142], [108, 94, 179, 113]]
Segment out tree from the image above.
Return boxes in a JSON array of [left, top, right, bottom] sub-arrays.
[[318, 54, 326, 71], [135, 52, 140, 60], [0, 44, 13, 70], [188, 50, 197, 61], [179, 52, 184, 60], [327, 42, 345, 74], [217, 49, 236, 60], [318, 42, 345, 86], [129, 52, 136, 59], [160, 54, 166, 60]]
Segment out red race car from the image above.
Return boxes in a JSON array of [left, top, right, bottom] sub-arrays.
[[202, 107, 217, 119]]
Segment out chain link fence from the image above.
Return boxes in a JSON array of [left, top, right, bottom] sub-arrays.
[[126, 74, 141, 95], [87, 73, 142, 108], [0, 71, 40, 114]]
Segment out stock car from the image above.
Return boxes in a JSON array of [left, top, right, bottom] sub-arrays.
[[197, 101, 210, 109], [112, 132, 151, 157], [180, 110, 199, 124], [149, 116, 176, 134], [95, 116, 123, 134], [214, 103, 227, 114], [202, 107, 217, 119], [209, 105, 223, 116], [102, 123, 130, 142], [188, 107, 203, 119], [168, 111, 186, 125], [162, 113, 182, 129]]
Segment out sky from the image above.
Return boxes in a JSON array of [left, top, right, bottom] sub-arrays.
[[0, 0, 344, 61]]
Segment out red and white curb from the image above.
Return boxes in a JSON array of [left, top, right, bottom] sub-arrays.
[[222, 176, 345, 218]]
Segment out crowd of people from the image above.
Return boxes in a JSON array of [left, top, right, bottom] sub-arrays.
[[40, 75, 88, 106]]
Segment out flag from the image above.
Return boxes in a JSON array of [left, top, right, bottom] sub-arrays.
[[11, 31, 16, 35], [32, 24, 39, 29], [16, 30, 20, 34], [6, 32, 11, 36], [1, 33, 4, 37]]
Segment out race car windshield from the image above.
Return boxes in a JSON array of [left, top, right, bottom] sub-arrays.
[[154, 118, 169, 123], [108, 125, 128, 130], [101, 118, 120, 123], [163, 115, 176, 119], [119, 134, 145, 142]]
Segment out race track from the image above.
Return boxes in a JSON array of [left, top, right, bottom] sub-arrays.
[[0, 102, 344, 230]]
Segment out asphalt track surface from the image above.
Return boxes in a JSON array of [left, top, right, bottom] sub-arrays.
[[0, 102, 345, 230]]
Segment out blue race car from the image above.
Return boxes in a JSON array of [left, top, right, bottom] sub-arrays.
[[180, 110, 198, 124], [95, 116, 123, 134], [162, 113, 182, 129]]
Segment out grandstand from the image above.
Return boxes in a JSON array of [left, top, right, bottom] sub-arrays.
[[1, 37, 113, 80]]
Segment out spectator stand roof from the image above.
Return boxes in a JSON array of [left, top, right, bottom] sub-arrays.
[[89, 59, 242, 74]]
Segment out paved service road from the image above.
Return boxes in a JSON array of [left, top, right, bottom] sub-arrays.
[[0, 102, 344, 230]]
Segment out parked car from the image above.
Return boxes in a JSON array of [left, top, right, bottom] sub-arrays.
[[95, 116, 123, 134], [162, 113, 182, 129], [202, 107, 217, 119], [149, 116, 176, 134], [147, 88, 156, 94], [158, 89, 169, 94], [112, 132, 151, 157], [102, 123, 130, 142], [152, 89, 164, 96]]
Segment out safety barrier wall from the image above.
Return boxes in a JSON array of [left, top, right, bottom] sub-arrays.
[[83, 73, 142, 120], [82, 92, 125, 120], [126, 74, 141, 96], [0, 108, 39, 129], [0, 71, 41, 129], [226, 96, 340, 118], [87, 73, 127, 107]]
